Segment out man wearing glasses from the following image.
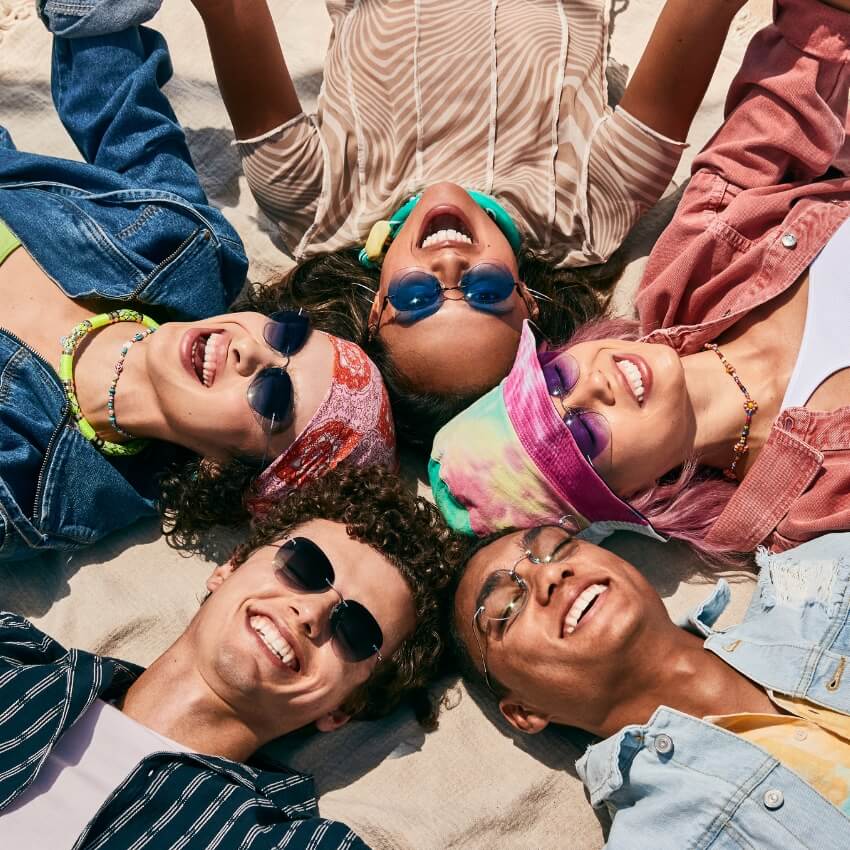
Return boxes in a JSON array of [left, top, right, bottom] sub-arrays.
[[0, 467, 461, 849], [451, 525, 850, 848]]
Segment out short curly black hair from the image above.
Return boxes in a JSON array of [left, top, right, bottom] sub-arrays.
[[223, 464, 469, 729], [442, 530, 515, 700]]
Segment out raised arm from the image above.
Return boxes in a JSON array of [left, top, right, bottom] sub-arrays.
[[190, 0, 302, 140], [686, 0, 850, 190], [576, 0, 746, 262], [618, 0, 747, 143]]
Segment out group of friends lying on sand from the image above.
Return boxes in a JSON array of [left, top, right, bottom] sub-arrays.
[[2, 0, 850, 846]]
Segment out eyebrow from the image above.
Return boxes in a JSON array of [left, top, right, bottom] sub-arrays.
[[475, 570, 504, 613]]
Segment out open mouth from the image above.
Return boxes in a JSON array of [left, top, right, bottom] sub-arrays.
[[191, 331, 225, 387], [418, 208, 474, 249], [614, 356, 650, 405], [249, 613, 301, 672], [562, 582, 608, 636]]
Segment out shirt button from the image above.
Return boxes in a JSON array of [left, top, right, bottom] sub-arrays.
[[654, 734, 674, 755], [763, 788, 784, 810], [781, 233, 797, 249], [794, 728, 808, 742]]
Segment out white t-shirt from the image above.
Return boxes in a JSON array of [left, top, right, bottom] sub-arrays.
[[0, 698, 187, 849]]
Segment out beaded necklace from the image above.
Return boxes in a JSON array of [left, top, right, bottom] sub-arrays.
[[59, 309, 159, 457], [704, 342, 759, 480]]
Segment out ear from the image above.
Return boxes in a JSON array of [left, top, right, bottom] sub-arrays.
[[315, 709, 351, 733], [367, 290, 383, 339], [206, 560, 238, 594], [517, 281, 540, 320], [499, 698, 550, 735]]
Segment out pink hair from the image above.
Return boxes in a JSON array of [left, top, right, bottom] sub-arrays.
[[563, 318, 744, 567]]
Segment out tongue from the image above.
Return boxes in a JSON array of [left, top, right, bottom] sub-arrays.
[[426, 213, 468, 238]]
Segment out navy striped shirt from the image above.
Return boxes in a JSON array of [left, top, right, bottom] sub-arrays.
[[0, 613, 370, 849]]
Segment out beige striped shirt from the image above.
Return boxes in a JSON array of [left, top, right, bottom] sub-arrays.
[[238, 0, 686, 268]]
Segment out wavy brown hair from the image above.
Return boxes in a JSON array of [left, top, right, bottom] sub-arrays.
[[224, 464, 469, 728], [245, 246, 621, 447]]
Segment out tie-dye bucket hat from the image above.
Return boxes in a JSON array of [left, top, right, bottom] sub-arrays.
[[429, 321, 664, 542]]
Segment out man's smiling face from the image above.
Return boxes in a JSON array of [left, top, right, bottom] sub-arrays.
[[190, 518, 416, 737], [454, 526, 671, 735]]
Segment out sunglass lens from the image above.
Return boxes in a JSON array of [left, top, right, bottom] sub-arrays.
[[265, 309, 310, 355], [540, 351, 580, 398], [274, 537, 334, 592], [387, 272, 442, 321], [330, 600, 384, 662], [462, 263, 516, 307], [563, 408, 611, 465], [247, 368, 294, 431]]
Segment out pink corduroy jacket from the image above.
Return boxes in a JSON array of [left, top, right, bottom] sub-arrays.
[[636, 0, 850, 553]]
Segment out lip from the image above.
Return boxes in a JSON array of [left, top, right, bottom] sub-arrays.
[[613, 354, 653, 405], [559, 578, 611, 639], [245, 608, 303, 674], [415, 204, 478, 250], [179, 328, 231, 387]]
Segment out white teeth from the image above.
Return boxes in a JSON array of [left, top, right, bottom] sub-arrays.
[[563, 584, 607, 635], [249, 615, 298, 670], [616, 360, 644, 403], [421, 228, 473, 248], [201, 332, 222, 387]]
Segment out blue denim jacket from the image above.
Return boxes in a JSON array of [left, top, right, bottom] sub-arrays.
[[0, 22, 247, 560], [577, 533, 850, 849]]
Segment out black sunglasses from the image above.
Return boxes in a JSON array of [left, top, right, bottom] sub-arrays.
[[246, 309, 311, 435], [274, 537, 384, 663]]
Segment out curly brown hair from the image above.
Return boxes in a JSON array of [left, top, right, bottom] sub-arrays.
[[222, 464, 469, 729], [244, 245, 621, 448], [159, 455, 258, 552]]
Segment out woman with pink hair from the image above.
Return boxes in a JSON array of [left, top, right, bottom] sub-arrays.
[[430, 0, 850, 562]]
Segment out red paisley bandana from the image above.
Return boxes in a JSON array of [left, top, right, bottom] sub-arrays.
[[247, 336, 397, 515]]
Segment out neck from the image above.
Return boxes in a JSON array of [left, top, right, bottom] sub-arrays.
[[681, 344, 766, 472], [71, 319, 159, 443], [586, 629, 778, 739], [120, 639, 293, 763]]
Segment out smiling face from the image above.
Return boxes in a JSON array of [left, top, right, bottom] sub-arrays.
[[453, 527, 672, 735], [548, 338, 694, 496], [369, 182, 535, 395], [143, 311, 334, 463], [193, 518, 416, 737]]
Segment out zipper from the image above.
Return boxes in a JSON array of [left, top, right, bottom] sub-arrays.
[[125, 227, 204, 302], [0, 327, 70, 518]]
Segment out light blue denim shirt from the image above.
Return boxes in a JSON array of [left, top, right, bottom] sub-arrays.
[[577, 533, 850, 849], [0, 12, 247, 559]]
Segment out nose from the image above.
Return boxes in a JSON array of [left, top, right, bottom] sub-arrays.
[[229, 327, 277, 378], [289, 590, 338, 644], [526, 558, 574, 607], [427, 249, 471, 288], [568, 367, 615, 408]]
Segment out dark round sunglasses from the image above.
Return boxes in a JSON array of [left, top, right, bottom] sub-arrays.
[[374, 261, 519, 329], [274, 537, 384, 663], [246, 309, 311, 435]]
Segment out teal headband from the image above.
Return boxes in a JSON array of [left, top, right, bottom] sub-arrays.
[[358, 190, 521, 269]]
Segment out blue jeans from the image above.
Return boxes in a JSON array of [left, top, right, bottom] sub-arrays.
[[38, 0, 163, 38]]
